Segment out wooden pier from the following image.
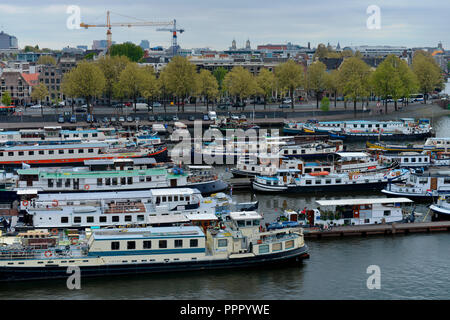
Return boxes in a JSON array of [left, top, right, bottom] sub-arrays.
[[303, 221, 450, 239]]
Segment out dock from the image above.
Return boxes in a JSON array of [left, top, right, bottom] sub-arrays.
[[303, 221, 450, 239], [226, 177, 253, 190]]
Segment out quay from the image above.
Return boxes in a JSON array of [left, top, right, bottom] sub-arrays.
[[303, 221, 450, 239]]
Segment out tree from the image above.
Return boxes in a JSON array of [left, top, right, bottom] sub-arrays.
[[61, 61, 105, 115], [109, 43, 144, 62], [31, 83, 49, 117], [256, 68, 276, 109], [338, 57, 371, 116], [313, 44, 328, 60], [197, 69, 219, 111], [61, 70, 77, 112], [307, 61, 328, 109], [97, 55, 130, 106], [37, 55, 56, 65], [23, 45, 35, 53], [412, 51, 444, 103], [118, 63, 150, 114], [212, 67, 228, 94], [320, 97, 330, 111], [275, 60, 305, 109], [141, 65, 160, 113], [160, 56, 198, 112], [223, 66, 257, 108], [325, 69, 340, 107], [1, 91, 12, 106]]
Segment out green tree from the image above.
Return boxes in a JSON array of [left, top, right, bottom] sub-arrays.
[[97, 55, 130, 106], [141, 65, 160, 113], [109, 43, 144, 62], [223, 66, 257, 109], [23, 45, 35, 53], [212, 67, 228, 94], [325, 69, 340, 108], [118, 63, 150, 114], [1, 91, 12, 106], [275, 60, 305, 109], [37, 55, 56, 65], [320, 96, 330, 111], [412, 51, 444, 103], [256, 68, 276, 109], [307, 61, 328, 109], [61, 70, 78, 112], [338, 57, 371, 116], [197, 69, 219, 111], [160, 56, 198, 112], [61, 61, 105, 115], [31, 83, 49, 117], [313, 44, 328, 60]]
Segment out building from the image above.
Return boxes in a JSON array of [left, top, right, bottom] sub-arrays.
[[37, 64, 62, 103], [0, 71, 32, 105], [17, 52, 53, 63], [140, 40, 150, 50], [0, 31, 18, 50], [92, 40, 115, 50], [342, 45, 410, 58]]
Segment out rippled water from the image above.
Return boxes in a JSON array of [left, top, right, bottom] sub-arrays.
[[1, 114, 449, 300]]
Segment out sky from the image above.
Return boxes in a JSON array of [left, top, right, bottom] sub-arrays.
[[0, 0, 448, 51]]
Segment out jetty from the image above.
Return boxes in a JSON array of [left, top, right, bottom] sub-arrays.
[[303, 221, 450, 239]]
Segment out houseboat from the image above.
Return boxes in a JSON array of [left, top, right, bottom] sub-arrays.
[[19, 188, 256, 229], [0, 142, 168, 168], [252, 168, 409, 193], [378, 152, 431, 169], [285, 119, 433, 141], [366, 137, 450, 153], [281, 198, 413, 227], [429, 195, 450, 221], [0, 212, 309, 281], [382, 169, 450, 200], [6, 165, 228, 199]]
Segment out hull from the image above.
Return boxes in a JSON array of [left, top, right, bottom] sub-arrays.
[[330, 132, 432, 141], [430, 205, 450, 221], [253, 181, 388, 193], [380, 188, 436, 202], [0, 246, 309, 282]]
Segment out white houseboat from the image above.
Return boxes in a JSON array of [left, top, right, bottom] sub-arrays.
[[429, 195, 450, 221]]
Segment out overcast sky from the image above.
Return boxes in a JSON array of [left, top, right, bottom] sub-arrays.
[[0, 0, 448, 50]]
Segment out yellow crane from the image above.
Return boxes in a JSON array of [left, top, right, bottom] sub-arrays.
[[80, 11, 174, 51]]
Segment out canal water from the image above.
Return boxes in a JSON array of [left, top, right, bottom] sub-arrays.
[[0, 113, 449, 300]]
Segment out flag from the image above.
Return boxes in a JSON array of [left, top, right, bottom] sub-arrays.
[[21, 162, 31, 169]]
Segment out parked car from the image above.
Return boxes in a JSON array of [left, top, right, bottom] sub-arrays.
[[165, 115, 173, 121], [232, 102, 246, 108], [119, 116, 125, 122], [203, 114, 210, 121], [111, 117, 117, 122], [152, 102, 162, 108], [70, 115, 77, 123], [57, 115, 65, 123], [29, 104, 42, 109], [75, 107, 86, 113], [230, 114, 239, 120], [240, 114, 246, 120], [135, 116, 140, 122], [156, 115, 164, 121], [112, 103, 124, 108], [172, 115, 179, 121], [208, 111, 217, 120], [279, 104, 290, 108], [148, 115, 156, 121], [217, 103, 231, 110], [188, 115, 196, 121], [127, 116, 133, 122]]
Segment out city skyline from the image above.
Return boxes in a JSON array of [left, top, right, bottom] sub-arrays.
[[0, 0, 449, 51]]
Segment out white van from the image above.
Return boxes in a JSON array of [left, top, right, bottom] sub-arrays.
[[208, 111, 217, 120], [129, 103, 151, 111]]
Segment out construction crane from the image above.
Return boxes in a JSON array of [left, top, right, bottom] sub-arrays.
[[80, 11, 174, 51], [156, 19, 184, 56]]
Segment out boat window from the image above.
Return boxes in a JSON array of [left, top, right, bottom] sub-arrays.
[[315, 180, 322, 184], [159, 240, 167, 248], [61, 217, 68, 223], [111, 242, 120, 250], [87, 216, 94, 223], [139, 176, 145, 182], [336, 179, 342, 183], [74, 217, 81, 223], [218, 239, 228, 247], [39, 150, 44, 155], [272, 242, 282, 251], [99, 216, 107, 223], [105, 178, 111, 186], [137, 215, 144, 222], [246, 220, 252, 226], [56, 179, 62, 188], [112, 178, 118, 186], [127, 241, 136, 250], [162, 196, 167, 202], [112, 216, 119, 222], [48, 179, 54, 188], [305, 180, 312, 185], [125, 215, 132, 222], [29, 151, 34, 156], [259, 244, 269, 254], [19, 151, 25, 156], [174, 239, 183, 248], [253, 219, 260, 226], [383, 210, 391, 216], [444, 178, 450, 184], [237, 220, 245, 227], [325, 179, 332, 184], [65, 179, 71, 187], [49, 150, 54, 155], [143, 240, 151, 249], [285, 240, 294, 249], [8, 152, 13, 156], [97, 178, 102, 186], [78, 149, 83, 153], [88, 149, 94, 153], [59, 149, 64, 154], [127, 177, 133, 184], [190, 239, 198, 248]]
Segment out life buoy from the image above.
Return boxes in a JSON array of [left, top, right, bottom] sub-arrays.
[[71, 238, 78, 245], [21, 200, 29, 207], [353, 175, 360, 180], [50, 228, 58, 236], [44, 250, 52, 258], [84, 184, 90, 190], [52, 200, 59, 207]]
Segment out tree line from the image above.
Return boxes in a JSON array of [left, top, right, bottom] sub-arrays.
[[40, 50, 444, 116]]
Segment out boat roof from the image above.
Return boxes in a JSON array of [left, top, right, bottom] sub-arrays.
[[92, 226, 203, 240], [84, 158, 156, 165], [1, 142, 108, 151], [149, 188, 198, 196], [316, 198, 414, 206], [184, 213, 218, 221], [187, 165, 213, 169], [230, 211, 262, 220], [336, 152, 370, 157]]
